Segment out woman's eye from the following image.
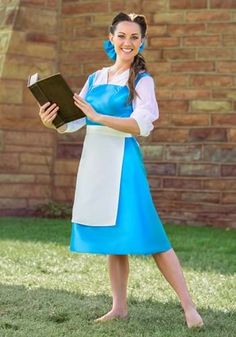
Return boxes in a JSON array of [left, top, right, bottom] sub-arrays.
[[118, 35, 125, 38], [131, 36, 138, 40]]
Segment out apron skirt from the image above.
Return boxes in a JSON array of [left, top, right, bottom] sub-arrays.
[[70, 126, 172, 255]]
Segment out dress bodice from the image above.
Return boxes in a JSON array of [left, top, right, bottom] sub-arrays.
[[85, 72, 149, 126]]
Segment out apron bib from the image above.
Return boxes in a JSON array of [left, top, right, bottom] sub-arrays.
[[72, 126, 132, 226]]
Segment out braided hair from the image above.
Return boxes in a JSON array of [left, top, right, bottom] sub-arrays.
[[109, 12, 148, 102]]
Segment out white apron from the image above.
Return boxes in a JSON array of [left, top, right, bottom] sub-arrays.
[[72, 126, 132, 226]]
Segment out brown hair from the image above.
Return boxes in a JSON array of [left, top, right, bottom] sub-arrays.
[[109, 12, 148, 102]]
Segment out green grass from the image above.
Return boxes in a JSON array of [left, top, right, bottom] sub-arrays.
[[0, 217, 235, 337]]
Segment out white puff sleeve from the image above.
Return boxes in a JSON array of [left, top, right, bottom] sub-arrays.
[[58, 79, 88, 133], [131, 76, 159, 137]]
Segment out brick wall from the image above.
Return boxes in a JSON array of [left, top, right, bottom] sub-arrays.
[[0, 0, 235, 227]]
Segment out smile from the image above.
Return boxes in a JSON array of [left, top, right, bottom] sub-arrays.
[[121, 48, 133, 53]]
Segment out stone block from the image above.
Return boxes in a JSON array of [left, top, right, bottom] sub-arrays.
[[171, 114, 209, 126], [142, 0, 168, 11], [62, 2, 109, 15], [141, 145, 164, 160], [172, 61, 214, 72], [228, 129, 236, 142], [168, 23, 206, 36], [170, 0, 207, 9], [148, 25, 167, 36], [5, 130, 55, 146], [204, 145, 236, 162], [56, 143, 83, 159], [52, 186, 74, 201], [183, 36, 219, 46], [0, 198, 27, 209], [165, 145, 202, 161], [179, 164, 220, 176], [212, 90, 236, 100], [189, 128, 227, 142], [181, 191, 220, 203], [152, 128, 189, 143], [210, 0, 236, 8], [0, 31, 11, 53], [0, 184, 51, 198], [197, 47, 234, 60], [153, 12, 184, 24], [54, 159, 78, 175], [54, 174, 76, 187], [0, 153, 19, 171], [158, 100, 188, 113], [156, 75, 189, 87], [15, 7, 57, 33], [147, 176, 162, 189], [190, 100, 232, 112], [186, 11, 230, 22], [150, 37, 180, 48], [0, 80, 23, 104], [207, 23, 236, 34], [216, 61, 236, 73], [61, 39, 101, 52], [4, 144, 53, 155], [203, 179, 236, 190], [163, 178, 202, 190], [0, 173, 34, 183], [223, 34, 236, 46], [172, 89, 211, 99], [8, 31, 56, 59], [142, 50, 162, 62], [2, 55, 56, 80], [221, 165, 236, 176], [191, 76, 233, 88], [20, 153, 53, 166], [163, 48, 196, 60], [146, 162, 176, 176], [20, 164, 50, 174], [211, 114, 236, 126], [35, 174, 51, 184], [221, 193, 236, 204]]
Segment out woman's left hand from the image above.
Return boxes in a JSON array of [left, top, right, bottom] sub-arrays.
[[73, 93, 100, 122]]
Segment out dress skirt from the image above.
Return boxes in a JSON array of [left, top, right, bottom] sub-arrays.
[[70, 137, 172, 255]]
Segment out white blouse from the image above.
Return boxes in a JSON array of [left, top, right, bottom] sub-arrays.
[[64, 67, 159, 137]]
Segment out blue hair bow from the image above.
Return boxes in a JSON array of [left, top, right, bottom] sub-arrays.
[[103, 40, 145, 61]]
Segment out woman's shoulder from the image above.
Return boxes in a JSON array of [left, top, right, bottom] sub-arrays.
[[87, 67, 109, 85], [135, 70, 153, 86]]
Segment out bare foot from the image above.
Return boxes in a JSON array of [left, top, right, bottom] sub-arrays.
[[184, 306, 204, 328], [94, 309, 128, 322]]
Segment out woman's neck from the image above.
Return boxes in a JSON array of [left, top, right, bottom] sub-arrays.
[[109, 60, 132, 73]]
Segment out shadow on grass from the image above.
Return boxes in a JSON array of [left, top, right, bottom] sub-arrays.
[[0, 283, 235, 337], [0, 217, 235, 275]]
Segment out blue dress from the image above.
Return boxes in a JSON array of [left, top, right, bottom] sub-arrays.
[[70, 71, 172, 255]]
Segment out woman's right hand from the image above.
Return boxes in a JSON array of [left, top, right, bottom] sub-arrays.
[[39, 102, 59, 129]]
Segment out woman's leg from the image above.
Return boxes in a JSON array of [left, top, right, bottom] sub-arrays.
[[152, 248, 204, 328], [95, 254, 129, 322]]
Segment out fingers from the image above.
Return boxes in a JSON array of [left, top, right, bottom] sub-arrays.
[[73, 93, 87, 106], [39, 102, 59, 128]]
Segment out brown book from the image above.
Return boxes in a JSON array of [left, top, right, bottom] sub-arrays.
[[27, 73, 85, 128]]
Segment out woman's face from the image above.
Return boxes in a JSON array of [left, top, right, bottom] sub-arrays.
[[110, 21, 143, 62]]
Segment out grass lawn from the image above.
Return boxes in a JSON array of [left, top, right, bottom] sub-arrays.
[[0, 217, 235, 337]]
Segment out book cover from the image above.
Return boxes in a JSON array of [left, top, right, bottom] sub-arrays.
[[27, 73, 85, 128]]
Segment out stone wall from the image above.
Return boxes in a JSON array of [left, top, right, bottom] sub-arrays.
[[0, 0, 59, 214], [0, 0, 235, 227]]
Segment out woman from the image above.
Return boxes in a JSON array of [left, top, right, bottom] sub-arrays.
[[39, 12, 203, 328]]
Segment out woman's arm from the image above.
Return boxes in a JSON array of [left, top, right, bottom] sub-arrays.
[[73, 76, 159, 137], [73, 93, 140, 135]]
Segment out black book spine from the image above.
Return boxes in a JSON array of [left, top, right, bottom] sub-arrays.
[[29, 83, 64, 128]]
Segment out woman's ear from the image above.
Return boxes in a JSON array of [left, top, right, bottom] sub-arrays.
[[109, 33, 114, 45]]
